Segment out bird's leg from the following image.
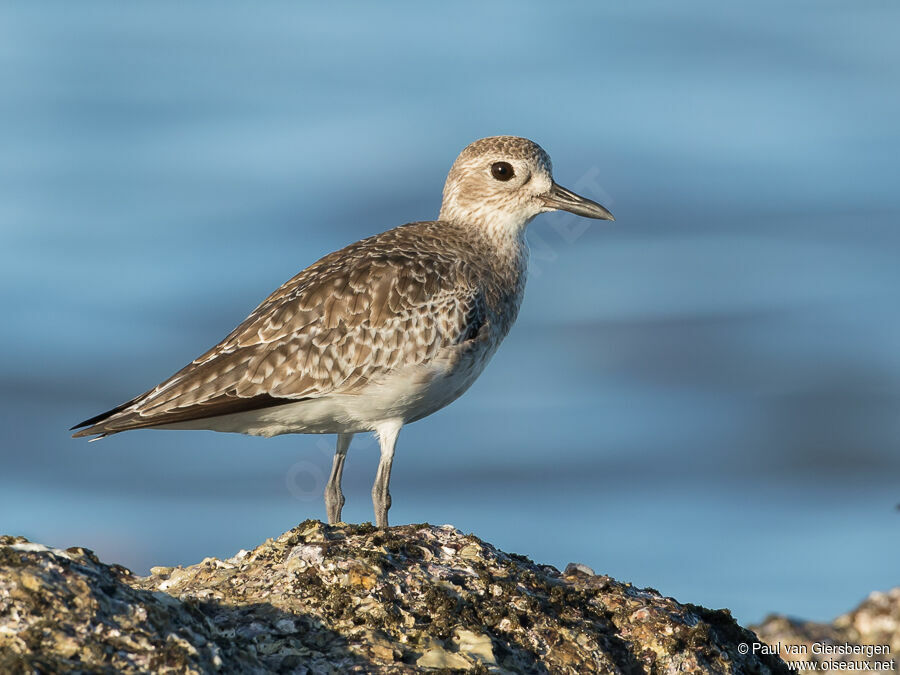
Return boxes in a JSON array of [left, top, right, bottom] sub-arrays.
[[372, 421, 402, 528], [325, 433, 353, 524]]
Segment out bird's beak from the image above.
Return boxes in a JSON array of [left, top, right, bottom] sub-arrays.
[[540, 182, 615, 221]]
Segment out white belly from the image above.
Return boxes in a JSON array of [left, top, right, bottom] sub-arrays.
[[157, 341, 496, 437]]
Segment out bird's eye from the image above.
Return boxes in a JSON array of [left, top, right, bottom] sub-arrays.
[[490, 161, 515, 182]]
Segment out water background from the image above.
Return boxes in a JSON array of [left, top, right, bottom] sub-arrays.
[[2, 1, 899, 626]]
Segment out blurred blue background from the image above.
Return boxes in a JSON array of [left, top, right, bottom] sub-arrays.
[[2, 1, 899, 626]]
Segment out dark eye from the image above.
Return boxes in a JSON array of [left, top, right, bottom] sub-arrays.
[[490, 161, 514, 181]]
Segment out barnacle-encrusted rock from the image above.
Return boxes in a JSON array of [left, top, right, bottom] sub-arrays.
[[753, 588, 900, 673], [1, 524, 789, 673]]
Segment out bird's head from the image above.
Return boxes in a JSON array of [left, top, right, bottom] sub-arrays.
[[439, 136, 614, 236]]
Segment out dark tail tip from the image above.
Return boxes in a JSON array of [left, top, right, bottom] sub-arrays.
[[70, 398, 137, 436]]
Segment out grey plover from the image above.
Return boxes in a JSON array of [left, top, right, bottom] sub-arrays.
[[72, 136, 614, 527]]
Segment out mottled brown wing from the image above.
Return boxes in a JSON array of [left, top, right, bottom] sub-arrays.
[[72, 227, 486, 437]]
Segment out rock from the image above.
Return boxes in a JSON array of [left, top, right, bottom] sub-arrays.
[[284, 542, 325, 572], [564, 561, 596, 576], [753, 588, 900, 673], [452, 628, 496, 665], [0, 526, 789, 673], [0, 536, 246, 672], [416, 639, 473, 669]]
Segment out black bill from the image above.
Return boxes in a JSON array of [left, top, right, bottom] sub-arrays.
[[541, 182, 614, 220]]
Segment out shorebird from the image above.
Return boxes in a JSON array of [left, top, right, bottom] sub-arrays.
[[72, 136, 613, 527]]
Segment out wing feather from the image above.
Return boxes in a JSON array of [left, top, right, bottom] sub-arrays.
[[72, 223, 489, 437]]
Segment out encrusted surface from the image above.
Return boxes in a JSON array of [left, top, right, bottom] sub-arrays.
[[1, 524, 789, 673], [754, 588, 900, 673]]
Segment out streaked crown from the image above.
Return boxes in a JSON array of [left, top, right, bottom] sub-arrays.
[[439, 136, 613, 235], [439, 136, 554, 232]]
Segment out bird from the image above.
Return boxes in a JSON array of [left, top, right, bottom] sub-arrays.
[[71, 136, 614, 528]]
